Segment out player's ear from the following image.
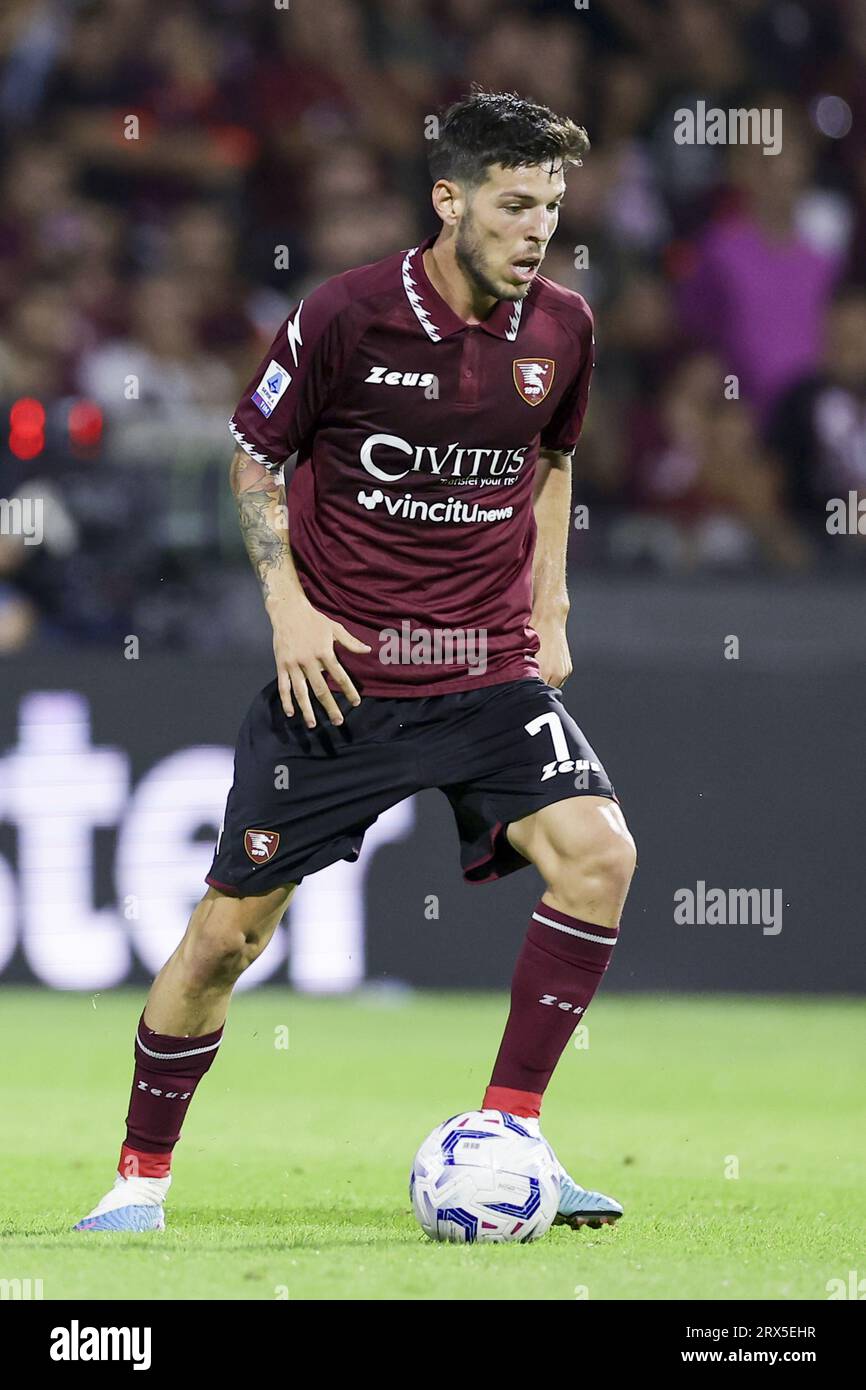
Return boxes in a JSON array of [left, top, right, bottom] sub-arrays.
[[431, 178, 462, 226]]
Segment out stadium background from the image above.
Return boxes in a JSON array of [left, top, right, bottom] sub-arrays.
[[1, 0, 864, 996]]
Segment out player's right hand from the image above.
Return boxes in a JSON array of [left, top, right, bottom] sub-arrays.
[[272, 602, 371, 729]]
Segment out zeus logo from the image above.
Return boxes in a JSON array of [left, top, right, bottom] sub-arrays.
[[136, 1082, 192, 1099], [360, 433, 528, 482], [539, 995, 584, 1014], [541, 758, 601, 783], [365, 366, 437, 388]]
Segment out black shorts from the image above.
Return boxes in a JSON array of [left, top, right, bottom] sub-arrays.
[[206, 677, 616, 896]]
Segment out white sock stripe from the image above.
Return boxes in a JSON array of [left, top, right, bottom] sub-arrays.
[[135, 1032, 222, 1062], [532, 911, 618, 946]]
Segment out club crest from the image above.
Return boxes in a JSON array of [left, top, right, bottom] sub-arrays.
[[244, 829, 280, 863], [513, 358, 555, 405]]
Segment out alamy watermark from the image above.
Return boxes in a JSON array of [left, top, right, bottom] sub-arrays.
[[50, 1322, 151, 1370], [826, 492, 866, 535], [674, 102, 782, 156], [826, 1270, 866, 1299], [1, 1277, 43, 1299], [674, 881, 783, 935], [0, 497, 43, 545], [379, 621, 487, 673]]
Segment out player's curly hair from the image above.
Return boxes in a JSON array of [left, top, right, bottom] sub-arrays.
[[428, 88, 590, 187]]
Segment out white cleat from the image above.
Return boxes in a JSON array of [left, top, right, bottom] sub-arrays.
[[554, 1167, 623, 1230], [500, 1114, 623, 1231], [73, 1173, 170, 1232]]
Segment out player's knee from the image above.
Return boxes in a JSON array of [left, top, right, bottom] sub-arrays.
[[545, 810, 636, 907], [557, 838, 634, 906], [183, 920, 248, 988], [596, 832, 636, 899]]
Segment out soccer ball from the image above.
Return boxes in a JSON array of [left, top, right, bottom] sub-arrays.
[[410, 1109, 561, 1243]]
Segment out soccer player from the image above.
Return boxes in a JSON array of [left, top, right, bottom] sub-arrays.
[[75, 91, 636, 1234]]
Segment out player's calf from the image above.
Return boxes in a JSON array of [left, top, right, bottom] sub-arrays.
[[484, 798, 636, 1124], [74, 884, 294, 1232]]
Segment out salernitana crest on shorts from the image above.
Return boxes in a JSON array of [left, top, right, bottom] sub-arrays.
[[244, 829, 280, 863], [512, 358, 555, 405]]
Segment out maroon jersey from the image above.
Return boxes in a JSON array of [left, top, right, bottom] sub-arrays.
[[229, 234, 594, 695]]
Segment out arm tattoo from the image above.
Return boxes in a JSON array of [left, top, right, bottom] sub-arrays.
[[229, 447, 289, 598]]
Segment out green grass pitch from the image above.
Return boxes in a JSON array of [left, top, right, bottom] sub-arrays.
[[2, 988, 863, 1300]]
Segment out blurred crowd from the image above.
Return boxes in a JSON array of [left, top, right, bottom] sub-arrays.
[[1, 0, 865, 652]]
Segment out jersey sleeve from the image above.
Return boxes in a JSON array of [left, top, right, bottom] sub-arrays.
[[539, 305, 595, 454], [228, 280, 349, 472]]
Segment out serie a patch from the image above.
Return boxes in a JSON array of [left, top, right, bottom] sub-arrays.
[[252, 360, 291, 417]]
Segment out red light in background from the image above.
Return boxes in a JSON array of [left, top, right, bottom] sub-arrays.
[[9, 397, 45, 459], [9, 435, 43, 460], [10, 399, 45, 431], [68, 399, 104, 451]]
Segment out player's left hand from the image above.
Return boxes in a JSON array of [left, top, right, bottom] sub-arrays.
[[531, 612, 572, 689]]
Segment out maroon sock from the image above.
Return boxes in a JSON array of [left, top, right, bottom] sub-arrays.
[[118, 1012, 224, 1178], [483, 901, 619, 1118]]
